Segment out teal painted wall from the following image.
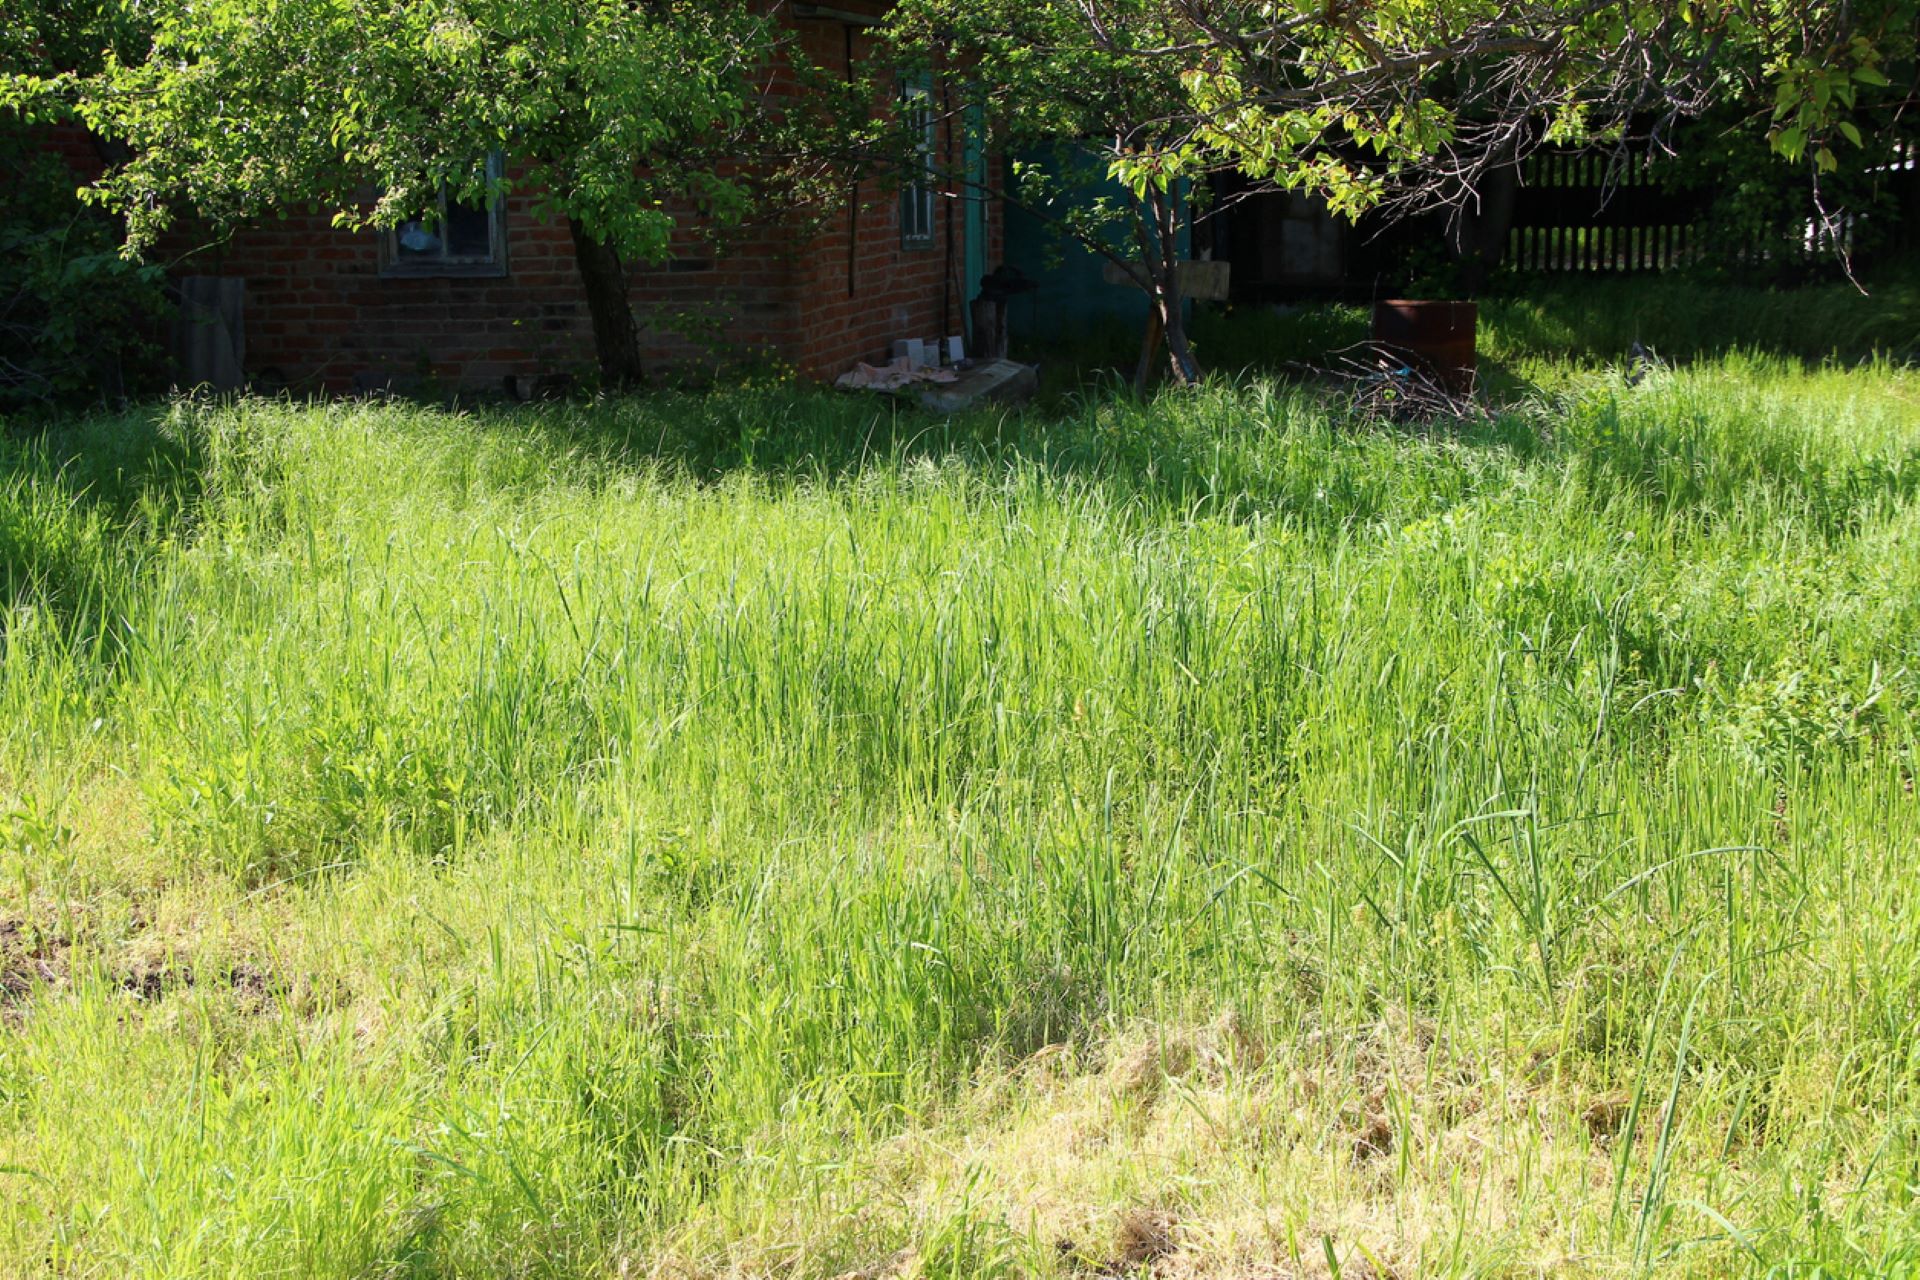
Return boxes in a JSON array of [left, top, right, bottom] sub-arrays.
[[1001, 150, 1190, 345], [962, 105, 988, 345]]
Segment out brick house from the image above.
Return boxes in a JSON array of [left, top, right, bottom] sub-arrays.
[[63, 1, 1005, 394]]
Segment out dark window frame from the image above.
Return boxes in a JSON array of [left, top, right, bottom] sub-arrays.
[[379, 153, 510, 279], [900, 80, 937, 251]]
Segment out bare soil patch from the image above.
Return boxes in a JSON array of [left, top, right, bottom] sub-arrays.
[[0, 916, 68, 1016]]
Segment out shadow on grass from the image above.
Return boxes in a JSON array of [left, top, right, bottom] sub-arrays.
[[6, 266, 1909, 553], [0, 410, 205, 657], [4, 282, 1916, 647], [443, 354, 1919, 545], [1119, 264, 1919, 394], [465, 376, 1565, 530], [1568, 396, 1920, 539]]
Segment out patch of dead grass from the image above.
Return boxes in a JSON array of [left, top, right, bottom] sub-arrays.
[[855, 1009, 1633, 1280]]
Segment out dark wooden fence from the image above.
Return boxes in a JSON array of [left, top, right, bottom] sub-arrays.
[[1506, 147, 1710, 273], [1507, 138, 1919, 274], [1213, 135, 1914, 300], [1891, 141, 1920, 252]]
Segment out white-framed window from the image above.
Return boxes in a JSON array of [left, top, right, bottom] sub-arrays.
[[900, 80, 937, 250], [380, 153, 509, 279]]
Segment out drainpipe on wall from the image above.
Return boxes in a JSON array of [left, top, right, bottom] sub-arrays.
[[793, 4, 880, 299], [942, 82, 954, 341], [845, 23, 858, 298]]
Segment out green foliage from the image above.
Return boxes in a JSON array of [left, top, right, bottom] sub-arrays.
[[893, 0, 1916, 229], [0, 0, 146, 95], [1662, 109, 1920, 278], [0, 130, 166, 411], [888, 0, 1914, 381], [0, 3, 164, 411], [46, 0, 849, 264], [11, 0, 869, 384]]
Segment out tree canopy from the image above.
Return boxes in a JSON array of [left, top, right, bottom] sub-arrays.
[[886, 0, 1916, 386]]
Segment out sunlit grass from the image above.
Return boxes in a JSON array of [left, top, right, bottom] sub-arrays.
[[1, 355, 1918, 1277]]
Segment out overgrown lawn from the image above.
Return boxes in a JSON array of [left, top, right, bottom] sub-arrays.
[[2, 356, 1919, 1277]]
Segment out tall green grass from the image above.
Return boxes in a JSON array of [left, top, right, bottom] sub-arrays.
[[1, 357, 1918, 1276]]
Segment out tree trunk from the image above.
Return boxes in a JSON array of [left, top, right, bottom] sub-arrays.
[[1160, 287, 1200, 386], [1132, 185, 1201, 395], [567, 216, 646, 390], [1135, 280, 1201, 393], [1131, 294, 1165, 397]]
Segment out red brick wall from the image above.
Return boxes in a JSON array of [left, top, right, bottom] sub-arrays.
[[785, 13, 1006, 378], [186, 182, 802, 394]]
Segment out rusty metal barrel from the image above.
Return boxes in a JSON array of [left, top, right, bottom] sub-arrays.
[[1371, 300, 1478, 395]]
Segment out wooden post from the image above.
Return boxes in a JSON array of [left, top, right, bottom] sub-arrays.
[[970, 297, 1008, 360], [1132, 306, 1166, 397], [1103, 260, 1227, 395], [171, 276, 246, 393]]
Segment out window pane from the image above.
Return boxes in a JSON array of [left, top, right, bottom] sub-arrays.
[[381, 154, 508, 275], [444, 199, 494, 259], [900, 81, 936, 248], [395, 218, 444, 259]]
